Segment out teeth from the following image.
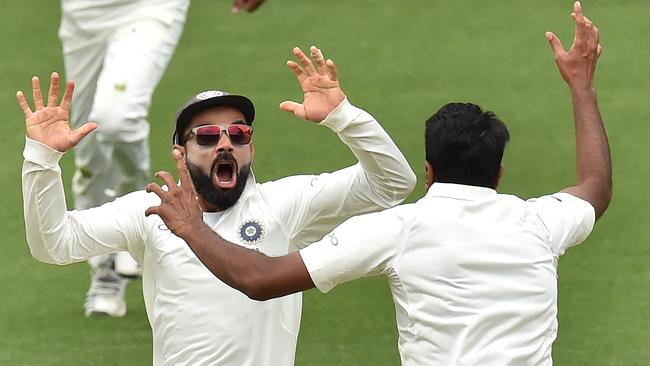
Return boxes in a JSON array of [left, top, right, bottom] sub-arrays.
[[215, 161, 236, 185]]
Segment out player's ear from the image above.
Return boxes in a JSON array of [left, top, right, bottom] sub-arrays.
[[425, 160, 435, 191], [495, 164, 504, 189]]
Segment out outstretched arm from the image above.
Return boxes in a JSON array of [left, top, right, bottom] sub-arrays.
[[270, 46, 416, 246], [146, 148, 406, 299], [146, 149, 315, 301], [146, 149, 403, 300], [546, 1, 611, 219]]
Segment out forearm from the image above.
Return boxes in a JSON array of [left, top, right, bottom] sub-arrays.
[[565, 87, 612, 217], [23, 138, 133, 264], [284, 102, 416, 247], [181, 225, 314, 300], [325, 100, 416, 207], [22, 139, 75, 264]]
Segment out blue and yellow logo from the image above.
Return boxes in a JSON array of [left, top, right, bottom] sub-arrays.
[[238, 220, 265, 245]]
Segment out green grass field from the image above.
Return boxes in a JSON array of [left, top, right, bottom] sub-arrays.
[[1, 0, 649, 364]]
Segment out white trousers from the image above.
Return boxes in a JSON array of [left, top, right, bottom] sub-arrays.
[[60, 13, 185, 268], [60, 17, 184, 209]]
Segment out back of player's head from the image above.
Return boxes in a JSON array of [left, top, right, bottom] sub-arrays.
[[425, 103, 510, 189]]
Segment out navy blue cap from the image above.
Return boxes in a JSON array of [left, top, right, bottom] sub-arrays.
[[173, 90, 255, 144]]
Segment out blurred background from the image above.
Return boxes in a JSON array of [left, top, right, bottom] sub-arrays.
[[1, 0, 649, 364]]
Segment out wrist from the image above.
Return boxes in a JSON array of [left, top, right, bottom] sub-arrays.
[[568, 80, 595, 93], [176, 218, 211, 242], [569, 85, 597, 99], [319, 97, 358, 132]]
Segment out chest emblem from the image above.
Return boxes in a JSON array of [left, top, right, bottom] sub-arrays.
[[238, 220, 266, 245]]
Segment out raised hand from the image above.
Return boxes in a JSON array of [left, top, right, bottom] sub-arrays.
[[549, 2, 611, 219], [145, 148, 205, 239], [16, 72, 96, 152], [280, 46, 346, 123], [545, 1, 602, 91]]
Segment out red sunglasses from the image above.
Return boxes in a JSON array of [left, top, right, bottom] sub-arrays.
[[188, 123, 253, 146]]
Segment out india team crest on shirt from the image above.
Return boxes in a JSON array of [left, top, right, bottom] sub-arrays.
[[238, 219, 266, 245]]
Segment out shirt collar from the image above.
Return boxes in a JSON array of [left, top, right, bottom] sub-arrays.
[[424, 182, 497, 201], [238, 167, 258, 201]]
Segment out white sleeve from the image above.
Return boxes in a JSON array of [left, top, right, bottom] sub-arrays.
[[264, 98, 416, 250], [298, 209, 406, 293], [22, 137, 147, 265], [526, 192, 596, 256]]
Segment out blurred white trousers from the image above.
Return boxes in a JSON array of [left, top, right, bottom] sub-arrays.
[[60, 14, 184, 266]]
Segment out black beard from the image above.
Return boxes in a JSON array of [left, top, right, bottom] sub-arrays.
[[186, 154, 250, 211]]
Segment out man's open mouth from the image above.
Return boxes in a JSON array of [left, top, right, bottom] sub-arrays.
[[213, 159, 238, 189]]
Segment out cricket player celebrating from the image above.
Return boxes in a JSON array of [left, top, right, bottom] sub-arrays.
[[18, 46, 416, 365], [148, 3, 611, 365], [59, 0, 266, 317]]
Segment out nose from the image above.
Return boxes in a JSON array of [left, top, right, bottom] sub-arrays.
[[214, 130, 233, 152]]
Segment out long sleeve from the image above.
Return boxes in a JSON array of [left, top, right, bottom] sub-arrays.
[[261, 98, 416, 249], [22, 137, 146, 265], [320, 98, 416, 208]]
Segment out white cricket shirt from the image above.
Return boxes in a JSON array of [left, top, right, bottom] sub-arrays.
[[22, 99, 416, 366], [300, 182, 595, 365]]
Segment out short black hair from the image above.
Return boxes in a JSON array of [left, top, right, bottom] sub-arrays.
[[425, 103, 510, 189]]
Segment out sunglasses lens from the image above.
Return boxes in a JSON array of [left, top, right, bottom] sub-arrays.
[[193, 124, 252, 146], [227, 125, 252, 145], [195, 126, 222, 146]]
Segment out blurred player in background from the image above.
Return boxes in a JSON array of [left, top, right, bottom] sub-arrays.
[[19, 46, 416, 364], [148, 2, 611, 364], [58, 0, 266, 317]]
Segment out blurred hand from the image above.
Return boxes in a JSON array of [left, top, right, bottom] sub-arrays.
[[545, 1, 602, 91], [231, 0, 266, 13], [16, 72, 96, 152], [280, 46, 346, 123]]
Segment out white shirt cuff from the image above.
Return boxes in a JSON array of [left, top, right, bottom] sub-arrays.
[[319, 97, 363, 133], [23, 137, 64, 169]]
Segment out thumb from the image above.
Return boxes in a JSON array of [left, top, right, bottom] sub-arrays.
[[279, 101, 306, 120], [545, 32, 566, 57], [70, 122, 97, 145]]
